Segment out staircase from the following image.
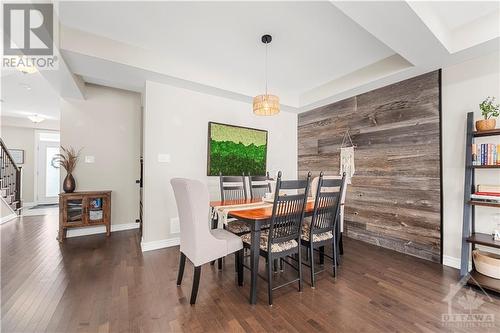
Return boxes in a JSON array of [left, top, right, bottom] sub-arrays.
[[0, 138, 22, 213]]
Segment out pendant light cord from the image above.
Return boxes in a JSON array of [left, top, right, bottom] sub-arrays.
[[265, 41, 268, 95]]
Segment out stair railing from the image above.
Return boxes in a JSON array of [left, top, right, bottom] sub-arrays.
[[0, 138, 22, 212]]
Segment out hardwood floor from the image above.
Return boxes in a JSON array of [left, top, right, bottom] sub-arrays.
[[2, 213, 499, 332]]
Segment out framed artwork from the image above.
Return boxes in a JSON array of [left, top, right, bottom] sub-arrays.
[[9, 149, 24, 165], [207, 122, 268, 176]]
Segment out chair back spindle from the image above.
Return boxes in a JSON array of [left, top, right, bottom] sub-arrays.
[[248, 174, 271, 199], [219, 173, 247, 202]]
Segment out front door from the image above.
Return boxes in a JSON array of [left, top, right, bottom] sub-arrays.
[[37, 140, 60, 204]]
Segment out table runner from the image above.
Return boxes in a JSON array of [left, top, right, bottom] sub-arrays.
[[212, 198, 316, 228], [212, 201, 273, 227]]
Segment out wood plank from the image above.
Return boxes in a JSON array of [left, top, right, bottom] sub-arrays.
[[466, 233, 500, 249], [473, 165, 500, 169], [298, 70, 441, 262], [468, 200, 500, 208], [473, 128, 500, 137], [3, 212, 499, 332]]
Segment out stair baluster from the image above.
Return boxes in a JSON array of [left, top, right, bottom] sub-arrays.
[[0, 138, 22, 212]]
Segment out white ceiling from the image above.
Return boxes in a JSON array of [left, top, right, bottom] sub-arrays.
[[2, 1, 499, 119], [59, 1, 394, 106], [1, 70, 60, 121], [427, 1, 499, 31]]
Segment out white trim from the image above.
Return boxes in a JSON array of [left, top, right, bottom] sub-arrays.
[[141, 237, 180, 252], [443, 255, 461, 269], [66, 222, 139, 238], [33, 130, 39, 204], [22, 202, 36, 208], [1, 213, 18, 224], [442, 255, 473, 270], [34, 129, 60, 205]]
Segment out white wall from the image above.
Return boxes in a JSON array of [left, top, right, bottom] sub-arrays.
[[0, 126, 36, 203], [1, 117, 60, 205], [142, 81, 298, 247], [442, 51, 500, 268], [61, 84, 141, 228]]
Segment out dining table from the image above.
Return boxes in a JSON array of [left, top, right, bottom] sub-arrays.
[[210, 198, 321, 305]]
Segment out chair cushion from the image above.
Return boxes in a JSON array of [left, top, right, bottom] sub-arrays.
[[301, 220, 333, 242], [241, 230, 298, 253], [211, 229, 243, 254], [226, 220, 251, 234]]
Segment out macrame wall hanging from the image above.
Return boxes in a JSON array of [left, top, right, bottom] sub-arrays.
[[339, 129, 356, 184]]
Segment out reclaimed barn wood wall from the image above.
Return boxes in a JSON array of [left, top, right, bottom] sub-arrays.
[[298, 71, 441, 262]]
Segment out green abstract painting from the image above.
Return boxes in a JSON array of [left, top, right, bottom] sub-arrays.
[[207, 122, 267, 176]]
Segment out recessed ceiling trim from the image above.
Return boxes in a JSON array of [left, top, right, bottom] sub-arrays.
[[61, 49, 299, 113], [300, 54, 413, 107], [58, 0, 396, 107]]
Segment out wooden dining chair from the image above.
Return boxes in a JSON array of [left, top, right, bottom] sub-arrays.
[[239, 171, 311, 305], [218, 173, 251, 236], [219, 173, 247, 201], [310, 173, 348, 255], [171, 178, 244, 304], [248, 173, 271, 199], [301, 172, 346, 288]]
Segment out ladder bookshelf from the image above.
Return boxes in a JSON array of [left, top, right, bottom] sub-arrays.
[[460, 112, 500, 293]]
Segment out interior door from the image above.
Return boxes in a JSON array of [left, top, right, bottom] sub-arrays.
[[37, 141, 60, 204]]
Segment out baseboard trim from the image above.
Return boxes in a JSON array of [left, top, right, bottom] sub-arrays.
[[442, 255, 472, 270], [141, 237, 180, 252], [443, 255, 460, 269], [66, 222, 139, 238], [1, 213, 18, 225]]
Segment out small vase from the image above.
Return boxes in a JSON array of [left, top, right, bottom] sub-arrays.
[[475, 119, 496, 132], [63, 173, 76, 193]]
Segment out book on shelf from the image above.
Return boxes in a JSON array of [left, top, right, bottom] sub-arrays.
[[472, 143, 500, 165], [475, 191, 500, 197], [471, 194, 500, 202], [67, 214, 82, 222], [477, 184, 500, 192]]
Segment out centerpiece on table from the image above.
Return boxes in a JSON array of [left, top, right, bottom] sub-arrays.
[[53, 146, 81, 193], [476, 96, 499, 132]]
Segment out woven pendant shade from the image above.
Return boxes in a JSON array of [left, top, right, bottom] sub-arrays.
[[253, 94, 280, 116], [253, 34, 279, 116]]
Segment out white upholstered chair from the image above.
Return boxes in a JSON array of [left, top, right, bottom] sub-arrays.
[[171, 178, 243, 304]]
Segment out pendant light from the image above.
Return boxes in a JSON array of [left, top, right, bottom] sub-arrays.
[[253, 34, 280, 116]]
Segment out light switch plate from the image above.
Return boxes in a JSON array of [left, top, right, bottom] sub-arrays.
[[158, 154, 171, 163], [170, 217, 180, 234], [85, 156, 95, 163]]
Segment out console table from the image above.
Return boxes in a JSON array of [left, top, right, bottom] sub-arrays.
[[58, 191, 112, 242]]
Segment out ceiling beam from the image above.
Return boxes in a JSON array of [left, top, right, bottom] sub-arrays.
[[59, 26, 298, 112], [332, 1, 449, 67]]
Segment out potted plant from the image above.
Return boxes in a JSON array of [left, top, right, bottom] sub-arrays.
[[53, 146, 81, 193], [476, 96, 499, 131]]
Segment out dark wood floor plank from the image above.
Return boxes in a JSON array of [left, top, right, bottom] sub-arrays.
[[2, 213, 499, 332]]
